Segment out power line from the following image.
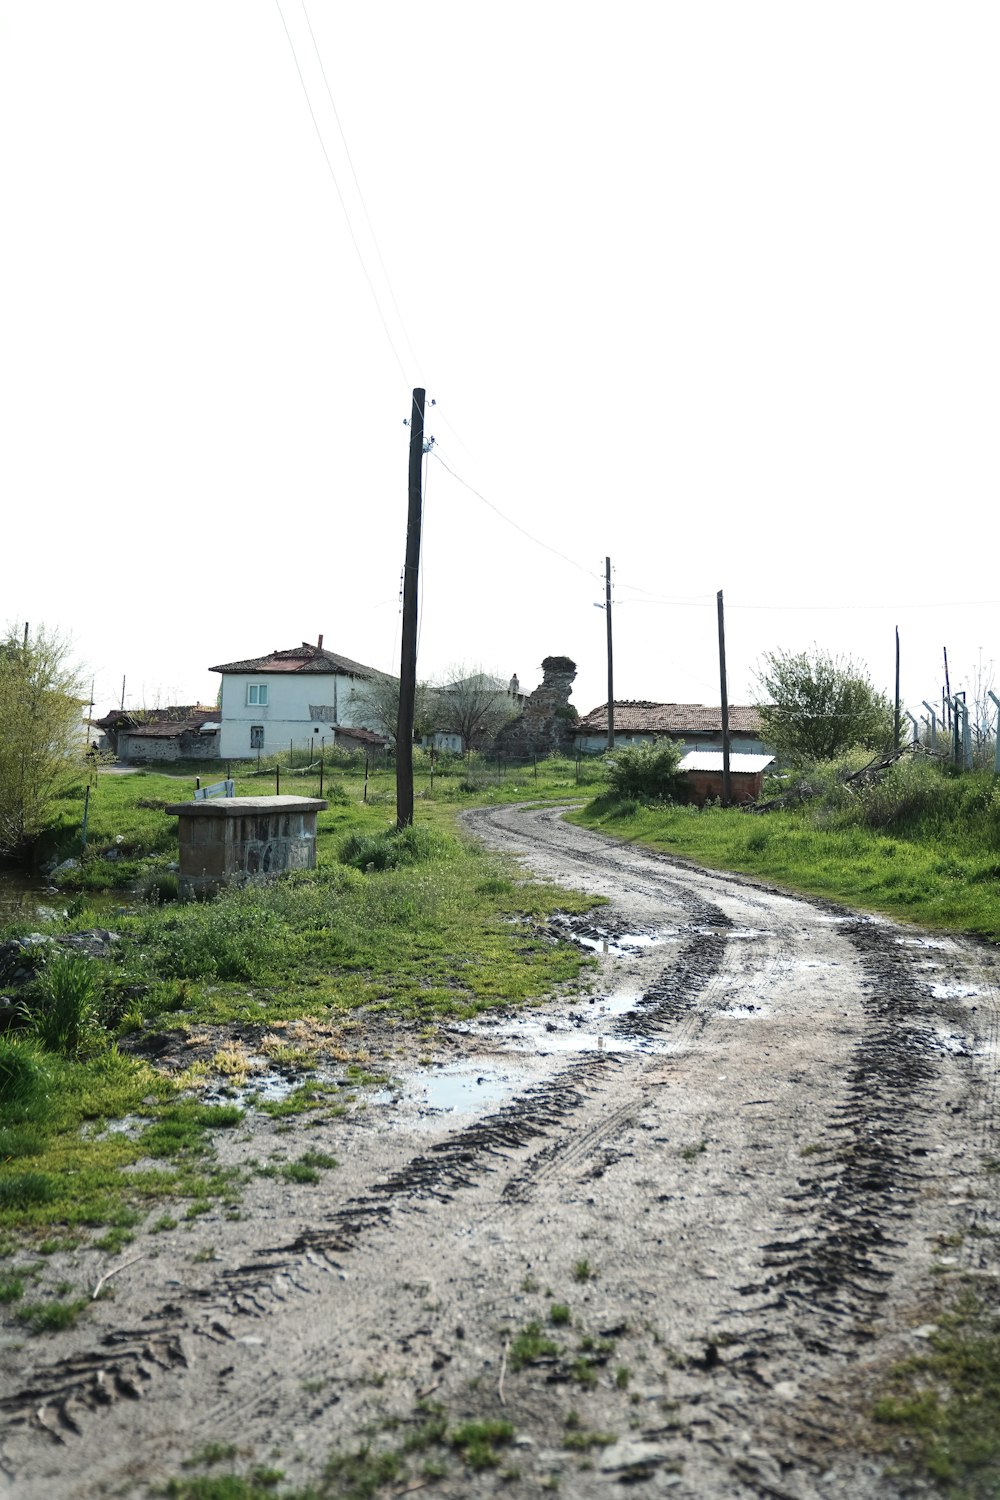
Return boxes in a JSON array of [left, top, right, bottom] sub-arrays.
[[273, 0, 410, 386], [298, 0, 423, 378], [431, 450, 600, 581]]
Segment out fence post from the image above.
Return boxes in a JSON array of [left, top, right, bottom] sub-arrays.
[[989, 692, 1000, 775], [922, 702, 937, 753]]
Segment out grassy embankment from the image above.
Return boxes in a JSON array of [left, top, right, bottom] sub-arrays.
[[0, 754, 602, 1277]]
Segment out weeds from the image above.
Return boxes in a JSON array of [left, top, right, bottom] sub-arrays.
[[510, 1319, 560, 1369], [873, 1291, 1000, 1494], [16, 1296, 88, 1333]]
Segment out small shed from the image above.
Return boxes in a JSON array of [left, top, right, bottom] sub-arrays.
[[165, 795, 327, 899], [678, 751, 775, 807]]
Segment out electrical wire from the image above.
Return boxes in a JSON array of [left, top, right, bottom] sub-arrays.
[[273, 0, 411, 387], [298, 0, 423, 379], [431, 450, 601, 582]]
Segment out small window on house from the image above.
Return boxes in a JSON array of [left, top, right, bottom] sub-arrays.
[[247, 684, 268, 706], [250, 725, 264, 749]]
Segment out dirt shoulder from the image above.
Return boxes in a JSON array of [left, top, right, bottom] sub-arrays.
[[2, 805, 998, 1499]]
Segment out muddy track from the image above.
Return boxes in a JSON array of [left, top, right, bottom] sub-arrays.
[[2, 805, 998, 1499]]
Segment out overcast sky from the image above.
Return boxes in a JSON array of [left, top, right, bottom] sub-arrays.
[[3, 3, 997, 725]]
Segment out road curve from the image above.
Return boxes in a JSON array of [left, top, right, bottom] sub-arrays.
[[3, 804, 999, 1500]]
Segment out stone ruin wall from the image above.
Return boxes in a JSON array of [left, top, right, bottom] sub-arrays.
[[494, 655, 578, 758]]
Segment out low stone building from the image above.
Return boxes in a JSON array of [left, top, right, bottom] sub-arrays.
[[494, 656, 578, 758], [575, 702, 769, 756], [97, 707, 220, 763]]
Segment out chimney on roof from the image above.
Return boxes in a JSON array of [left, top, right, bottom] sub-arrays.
[[317, 634, 324, 649]]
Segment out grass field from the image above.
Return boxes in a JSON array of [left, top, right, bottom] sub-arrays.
[[0, 754, 602, 1254]]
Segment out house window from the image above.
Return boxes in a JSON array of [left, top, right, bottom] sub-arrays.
[[247, 684, 268, 706], [250, 726, 264, 749]]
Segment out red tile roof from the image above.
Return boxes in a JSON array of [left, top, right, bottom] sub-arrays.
[[576, 702, 762, 735], [210, 642, 384, 678]]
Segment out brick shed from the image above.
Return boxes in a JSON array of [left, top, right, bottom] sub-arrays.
[[678, 751, 775, 807]]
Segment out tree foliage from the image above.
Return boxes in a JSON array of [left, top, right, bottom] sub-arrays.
[[430, 666, 519, 751], [351, 672, 435, 744], [0, 624, 85, 855], [755, 647, 894, 762]]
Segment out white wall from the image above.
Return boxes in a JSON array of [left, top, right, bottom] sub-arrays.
[[217, 672, 378, 759], [576, 731, 772, 756]]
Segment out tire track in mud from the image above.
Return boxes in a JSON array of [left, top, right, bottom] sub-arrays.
[[731, 920, 937, 1353], [0, 1059, 618, 1443]]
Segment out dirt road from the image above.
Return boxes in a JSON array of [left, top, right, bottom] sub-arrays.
[[3, 805, 998, 1498]]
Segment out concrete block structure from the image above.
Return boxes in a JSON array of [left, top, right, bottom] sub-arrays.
[[165, 795, 327, 899]]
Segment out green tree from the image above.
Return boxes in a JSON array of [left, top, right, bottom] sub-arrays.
[[0, 624, 86, 855], [755, 647, 894, 762]]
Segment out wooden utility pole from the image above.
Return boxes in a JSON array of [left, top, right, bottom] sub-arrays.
[[396, 387, 425, 830], [894, 626, 901, 751], [605, 556, 615, 751], [717, 589, 732, 807]]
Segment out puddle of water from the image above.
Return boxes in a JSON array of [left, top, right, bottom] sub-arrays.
[[383, 1062, 529, 1114], [897, 937, 954, 951], [726, 928, 774, 941], [931, 1030, 977, 1056], [597, 989, 645, 1016], [774, 959, 840, 972], [930, 983, 980, 1001], [574, 931, 665, 957]]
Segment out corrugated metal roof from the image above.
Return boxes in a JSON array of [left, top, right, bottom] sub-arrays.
[[678, 751, 774, 773], [576, 702, 763, 735], [210, 642, 385, 679]]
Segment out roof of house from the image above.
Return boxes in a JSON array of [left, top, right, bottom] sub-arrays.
[[210, 642, 384, 678], [334, 725, 389, 748], [576, 702, 763, 735], [120, 712, 220, 740], [96, 705, 216, 732], [678, 751, 774, 774]]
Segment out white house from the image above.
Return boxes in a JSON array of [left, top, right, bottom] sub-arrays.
[[210, 639, 389, 760]]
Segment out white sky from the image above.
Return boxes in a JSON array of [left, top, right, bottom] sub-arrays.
[[2, 3, 998, 725]]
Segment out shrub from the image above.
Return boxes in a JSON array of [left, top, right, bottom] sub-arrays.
[[339, 824, 452, 872], [605, 739, 683, 800]]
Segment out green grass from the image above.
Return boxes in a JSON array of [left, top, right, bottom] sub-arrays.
[[510, 1319, 560, 1369], [873, 1292, 1000, 1496], [16, 1295, 88, 1333], [572, 760, 1000, 940], [0, 759, 603, 1246]]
